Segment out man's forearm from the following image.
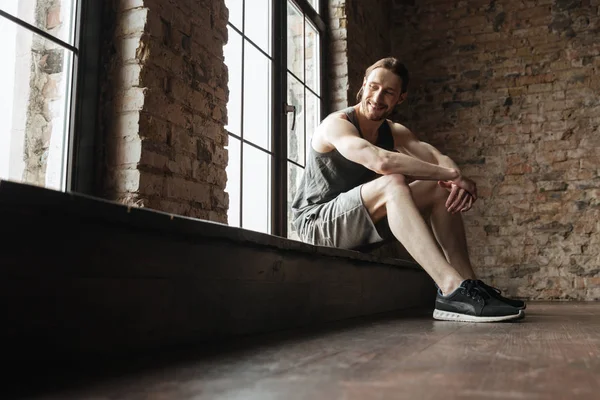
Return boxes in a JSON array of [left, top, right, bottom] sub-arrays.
[[380, 152, 459, 181], [418, 142, 462, 176], [435, 153, 477, 198], [437, 154, 461, 176]]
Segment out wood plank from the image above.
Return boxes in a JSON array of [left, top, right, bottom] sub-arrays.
[[11, 303, 600, 399]]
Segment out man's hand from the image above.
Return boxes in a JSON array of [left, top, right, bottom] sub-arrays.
[[451, 175, 477, 198], [438, 176, 477, 213]]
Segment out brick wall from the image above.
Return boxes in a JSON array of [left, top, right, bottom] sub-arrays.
[[329, 0, 392, 110], [329, 0, 350, 111], [391, 0, 600, 300], [346, 0, 393, 104], [97, 0, 600, 299], [100, 0, 229, 223]]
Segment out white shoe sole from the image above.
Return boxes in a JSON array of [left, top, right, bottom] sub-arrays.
[[433, 309, 524, 322]]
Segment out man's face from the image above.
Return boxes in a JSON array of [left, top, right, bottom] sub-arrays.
[[360, 68, 406, 121]]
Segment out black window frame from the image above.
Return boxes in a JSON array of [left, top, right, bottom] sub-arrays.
[[226, 0, 329, 237], [274, 0, 329, 237]]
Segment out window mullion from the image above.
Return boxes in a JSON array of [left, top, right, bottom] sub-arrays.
[[319, 1, 329, 118], [271, 0, 287, 237], [303, 17, 307, 171], [67, 0, 102, 194], [239, 0, 245, 229]]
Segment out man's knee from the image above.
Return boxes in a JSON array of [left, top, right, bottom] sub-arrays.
[[431, 181, 450, 204], [382, 173, 408, 187], [362, 174, 411, 216], [418, 180, 450, 212], [381, 174, 410, 200]]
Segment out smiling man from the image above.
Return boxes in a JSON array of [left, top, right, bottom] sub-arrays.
[[291, 57, 526, 322]]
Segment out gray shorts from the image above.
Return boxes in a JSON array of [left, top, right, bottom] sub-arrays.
[[298, 185, 392, 249]]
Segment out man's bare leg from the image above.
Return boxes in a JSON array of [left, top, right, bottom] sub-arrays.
[[409, 180, 528, 311], [360, 174, 463, 295], [409, 180, 476, 280]]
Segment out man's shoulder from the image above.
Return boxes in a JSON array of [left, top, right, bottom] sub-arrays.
[[386, 119, 409, 133], [312, 110, 356, 152], [326, 108, 351, 121], [386, 120, 415, 140], [320, 110, 355, 129], [313, 109, 360, 150]]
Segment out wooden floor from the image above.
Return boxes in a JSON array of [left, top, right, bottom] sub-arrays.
[[12, 302, 600, 400]]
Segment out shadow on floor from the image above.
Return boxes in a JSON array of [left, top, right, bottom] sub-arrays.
[[6, 307, 433, 399]]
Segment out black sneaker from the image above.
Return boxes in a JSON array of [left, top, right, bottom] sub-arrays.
[[434, 280, 524, 322], [476, 280, 526, 309]]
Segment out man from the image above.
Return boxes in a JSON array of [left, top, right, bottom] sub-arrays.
[[291, 57, 525, 322]]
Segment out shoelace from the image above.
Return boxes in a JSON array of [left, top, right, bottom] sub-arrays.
[[461, 280, 489, 303]]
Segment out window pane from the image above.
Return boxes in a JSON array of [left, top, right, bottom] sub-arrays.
[[305, 19, 320, 94], [308, 0, 319, 11], [0, 0, 77, 45], [286, 1, 303, 81], [0, 18, 74, 190], [305, 90, 320, 164], [226, 136, 241, 227], [224, 26, 242, 136], [287, 162, 303, 240], [224, 0, 242, 30], [242, 145, 271, 234], [287, 73, 305, 165], [244, 0, 271, 54], [243, 42, 271, 150]]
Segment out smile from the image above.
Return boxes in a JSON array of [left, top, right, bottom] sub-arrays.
[[368, 101, 386, 111]]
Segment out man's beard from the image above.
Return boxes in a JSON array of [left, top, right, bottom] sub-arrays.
[[361, 99, 392, 121]]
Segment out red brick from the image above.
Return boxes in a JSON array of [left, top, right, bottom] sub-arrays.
[[102, 0, 229, 223]]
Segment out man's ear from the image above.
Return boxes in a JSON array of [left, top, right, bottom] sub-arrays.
[[397, 92, 408, 105]]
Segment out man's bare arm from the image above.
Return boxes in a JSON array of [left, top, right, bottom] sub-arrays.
[[416, 142, 462, 173], [319, 117, 459, 181], [391, 123, 477, 212], [392, 124, 460, 171]]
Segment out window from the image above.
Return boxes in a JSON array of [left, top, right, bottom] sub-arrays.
[[224, 0, 326, 238], [0, 0, 101, 193]]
